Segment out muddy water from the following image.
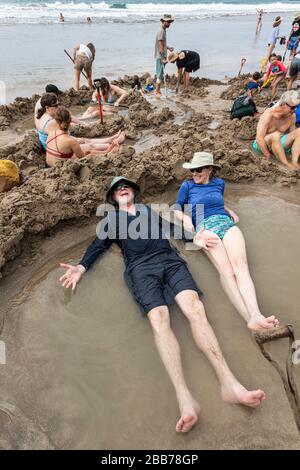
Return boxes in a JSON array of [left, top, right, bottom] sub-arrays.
[[0, 185, 300, 450]]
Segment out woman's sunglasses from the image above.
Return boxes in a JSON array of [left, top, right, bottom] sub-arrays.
[[189, 166, 211, 174]]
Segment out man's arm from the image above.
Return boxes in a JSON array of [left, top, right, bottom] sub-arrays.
[[59, 218, 114, 290], [159, 40, 167, 62], [256, 112, 272, 158]]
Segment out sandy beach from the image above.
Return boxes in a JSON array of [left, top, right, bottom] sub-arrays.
[[0, 71, 300, 449], [1, 0, 300, 452]]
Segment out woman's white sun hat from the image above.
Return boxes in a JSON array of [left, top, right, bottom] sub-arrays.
[[182, 152, 221, 170]]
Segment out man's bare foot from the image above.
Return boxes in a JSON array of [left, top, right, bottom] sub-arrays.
[[221, 381, 266, 408], [247, 314, 279, 332], [176, 399, 200, 433]]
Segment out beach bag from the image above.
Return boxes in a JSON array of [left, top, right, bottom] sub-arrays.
[[0, 160, 20, 192], [230, 94, 257, 119]]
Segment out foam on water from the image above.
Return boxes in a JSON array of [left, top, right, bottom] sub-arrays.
[[0, 1, 300, 24]]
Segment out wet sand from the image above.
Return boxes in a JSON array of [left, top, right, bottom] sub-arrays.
[[0, 75, 300, 449]]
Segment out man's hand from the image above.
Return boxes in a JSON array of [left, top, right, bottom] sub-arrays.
[[163, 57, 168, 65], [59, 263, 85, 290], [114, 101, 120, 108], [168, 47, 174, 52], [193, 228, 219, 250]]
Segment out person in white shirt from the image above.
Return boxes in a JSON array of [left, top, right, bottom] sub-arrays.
[[73, 43, 96, 91]]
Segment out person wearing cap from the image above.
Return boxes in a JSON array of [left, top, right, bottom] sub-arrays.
[[253, 90, 300, 169], [59, 176, 267, 433], [286, 13, 300, 59], [154, 14, 175, 97], [175, 152, 280, 332], [168, 50, 200, 93], [73, 43, 96, 91], [266, 16, 283, 62]]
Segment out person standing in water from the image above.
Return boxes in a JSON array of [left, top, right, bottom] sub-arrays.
[[154, 14, 174, 98], [59, 176, 267, 434], [73, 43, 96, 91], [59, 13, 65, 23], [256, 9, 263, 33]]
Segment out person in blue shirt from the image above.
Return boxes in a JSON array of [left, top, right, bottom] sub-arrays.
[[59, 175, 268, 434], [175, 152, 279, 333]]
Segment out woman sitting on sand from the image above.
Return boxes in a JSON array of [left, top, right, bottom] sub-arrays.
[[81, 77, 128, 119], [174, 151, 279, 333], [46, 107, 123, 167], [35, 94, 125, 153]]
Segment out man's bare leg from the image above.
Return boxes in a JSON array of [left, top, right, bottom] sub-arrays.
[[268, 132, 296, 169], [175, 290, 266, 406], [284, 130, 300, 168], [148, 306, 200, 433]]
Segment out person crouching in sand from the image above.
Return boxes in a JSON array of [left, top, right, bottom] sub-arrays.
[[168, 50, 200, 93], [59, 175, 267, 433], [253, 90, 300, 170], [80, 77, 129, 119], [46, 107, 124, 166]]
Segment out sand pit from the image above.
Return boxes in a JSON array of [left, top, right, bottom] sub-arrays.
[[0, 76, 300, 449]]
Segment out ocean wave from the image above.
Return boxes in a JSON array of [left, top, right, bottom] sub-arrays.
[[1, 2, 300, 24]]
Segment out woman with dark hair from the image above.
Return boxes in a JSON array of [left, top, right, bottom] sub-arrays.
[[46, 107, 119, 166], [80, 77, 128, 119], [174, 151, 279, 333], [35, 96, 125, 153], [35, 93, 60, 150]]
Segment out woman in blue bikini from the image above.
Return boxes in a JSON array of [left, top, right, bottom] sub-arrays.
[[175, 151, 279, 332]]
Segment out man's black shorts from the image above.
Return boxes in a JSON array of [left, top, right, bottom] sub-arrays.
[[185, 59, 200, 73], [125, 252, 203, 315]]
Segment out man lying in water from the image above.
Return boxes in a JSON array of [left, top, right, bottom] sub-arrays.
[[59, 176, 267, 434], [253, 90, 300, 169]]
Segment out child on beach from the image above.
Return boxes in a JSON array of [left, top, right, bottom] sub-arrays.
[[263, 53, 287, 100], [80, 78, 128, 119], [144, 77, 155, 93], [246, 72, 261, 93]]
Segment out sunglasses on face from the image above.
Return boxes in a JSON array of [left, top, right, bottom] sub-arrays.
[[286, 103, 297, 111], [115, 183, 130, 191], [189, 166, 211, 174]]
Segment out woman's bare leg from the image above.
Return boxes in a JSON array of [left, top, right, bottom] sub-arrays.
[[222, 226, 279, 331]]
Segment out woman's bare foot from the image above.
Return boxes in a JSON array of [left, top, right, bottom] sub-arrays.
[[108, 130, 122, 142], [114, 131, 125, 144], [221, 380, 266, 408], [176, 397, 200, 433], [107, 141, 120, 155], [247, 314, 279, 332]]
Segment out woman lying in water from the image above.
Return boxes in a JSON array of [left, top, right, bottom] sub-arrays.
[[35, 93, 125, 153], [174, 151, 279, 333], [80, 77, 129, 119], [46, 107, 123, 166]]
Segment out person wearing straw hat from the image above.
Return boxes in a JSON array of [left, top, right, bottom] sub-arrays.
[[266, 16, 283, 62], [154, 14, 175, 97], [286, 13, 300, 59], [59, 175, 267, 433], [168, 50, 200, 93], [175, 151, 280, 332]]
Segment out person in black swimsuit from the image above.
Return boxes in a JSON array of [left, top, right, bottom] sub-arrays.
[[168, 50, 200, 92], [59, 176, 267, 434]]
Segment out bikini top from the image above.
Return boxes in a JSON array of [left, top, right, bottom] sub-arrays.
[[46, 131, 74, 159]]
